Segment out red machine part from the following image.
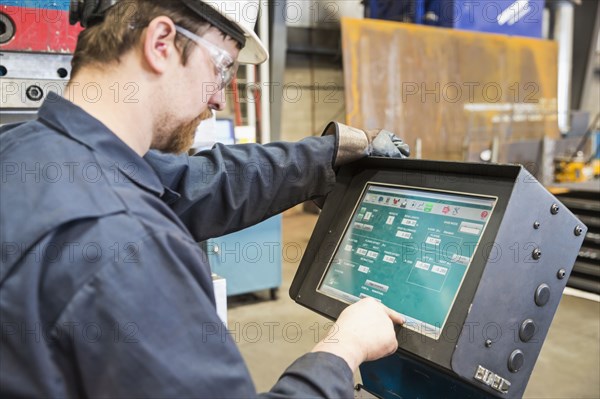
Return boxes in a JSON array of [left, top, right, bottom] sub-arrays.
[[0, 5, 82, 53]]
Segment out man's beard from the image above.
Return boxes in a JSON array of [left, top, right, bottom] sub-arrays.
[[152, 109, 213, 154]]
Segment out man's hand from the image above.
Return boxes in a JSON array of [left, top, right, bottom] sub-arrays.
[[311, 298, 405, 372], [321, 122, 409, 167], [365, 129, 410, 158]]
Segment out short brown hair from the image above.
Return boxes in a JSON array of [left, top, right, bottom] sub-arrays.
[[70, 0, 208, 77]]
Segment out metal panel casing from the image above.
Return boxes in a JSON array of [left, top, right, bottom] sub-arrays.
[[451, 166, 587, 398]]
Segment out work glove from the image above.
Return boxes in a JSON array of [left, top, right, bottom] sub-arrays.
[[322, 122, 410, 167], [367, 129, 411, 159]]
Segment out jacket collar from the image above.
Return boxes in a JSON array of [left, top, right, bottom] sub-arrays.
[[38, 92, 165, 196]]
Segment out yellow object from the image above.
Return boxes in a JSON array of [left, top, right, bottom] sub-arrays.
[[554, 159, 594, 183], [548, 187, 570, 195], [593, 159, 600, 177]]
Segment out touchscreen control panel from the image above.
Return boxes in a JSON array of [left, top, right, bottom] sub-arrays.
[[319, 184, 496, 339]]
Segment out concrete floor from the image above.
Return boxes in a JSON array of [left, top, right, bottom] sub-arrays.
[[228, 212, 600, 398]]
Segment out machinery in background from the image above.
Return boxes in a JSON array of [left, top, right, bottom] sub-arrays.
[[553, 188, 600, 294], [554, 113, 600, 183], [550, 114, 600, 294], [0, 1, 81, 124], [554, 158, 599, 184]]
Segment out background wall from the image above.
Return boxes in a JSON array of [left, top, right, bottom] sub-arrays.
[[280, 54, 345, 142]]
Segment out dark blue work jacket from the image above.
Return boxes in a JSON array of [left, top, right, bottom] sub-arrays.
[[0, 93, 353, 398]]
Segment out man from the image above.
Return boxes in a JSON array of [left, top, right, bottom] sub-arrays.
[[0, 0, 409, 397]]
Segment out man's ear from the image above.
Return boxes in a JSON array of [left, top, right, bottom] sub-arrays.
[[142, 16, 178, 74]]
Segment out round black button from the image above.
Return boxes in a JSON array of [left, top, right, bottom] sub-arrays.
[[519, 319, 536, 342], [508, 349, 525, 373], [535, 284, 550, 307]]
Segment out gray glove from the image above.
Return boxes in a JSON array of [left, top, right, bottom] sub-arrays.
[[322, 122, 410, 167], [369, 130, 410, 158]]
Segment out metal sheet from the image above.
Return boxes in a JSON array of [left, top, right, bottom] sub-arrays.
[[341, 18, 560, 160]]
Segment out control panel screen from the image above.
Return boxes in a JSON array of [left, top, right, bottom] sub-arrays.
[[318, 184, 497, 339]]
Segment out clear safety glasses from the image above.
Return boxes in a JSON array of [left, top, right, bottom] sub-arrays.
[[175, 25, 239, 91]]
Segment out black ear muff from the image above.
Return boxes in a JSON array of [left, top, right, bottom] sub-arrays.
[[69, 0, 84, 25], [70, 0, 92, 26], [69, 0, 117, 27]]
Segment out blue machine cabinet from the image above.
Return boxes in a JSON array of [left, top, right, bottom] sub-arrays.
[[366, 0, 544, 38], [207, 215, 282, 298]]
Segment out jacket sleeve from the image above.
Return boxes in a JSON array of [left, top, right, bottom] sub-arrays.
[[144, 136, 338, 241], [53, 227, 354, 398], [259, 352, 355, 399]]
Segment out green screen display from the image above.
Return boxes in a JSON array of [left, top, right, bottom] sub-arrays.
[[319, 184, 496, 339]]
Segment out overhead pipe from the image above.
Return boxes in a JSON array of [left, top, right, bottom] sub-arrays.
[[550, 0, 579, 134]]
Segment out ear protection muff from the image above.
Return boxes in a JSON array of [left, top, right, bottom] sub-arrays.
[[69, 0, 119, 27]]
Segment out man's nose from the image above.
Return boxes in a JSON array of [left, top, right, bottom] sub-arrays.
[[208, 87, 226, 111]]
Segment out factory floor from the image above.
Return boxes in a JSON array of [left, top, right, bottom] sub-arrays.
[[228, 211, 600, 398]]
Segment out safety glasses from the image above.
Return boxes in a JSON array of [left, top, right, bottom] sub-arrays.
[[175, 25, 239, 91]]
